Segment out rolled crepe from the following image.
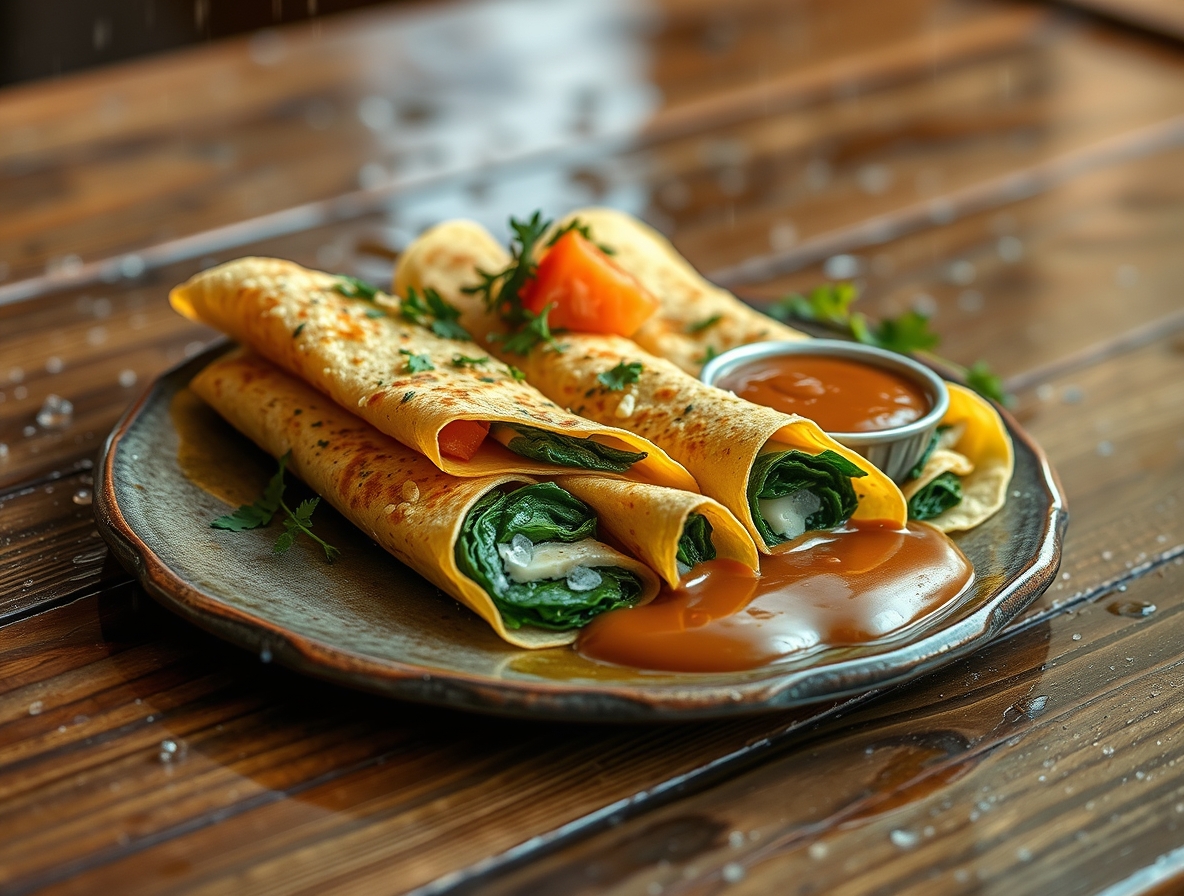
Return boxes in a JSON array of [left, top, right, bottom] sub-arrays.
[[901, 383, 1014, 532], [394, 220, 908, 552], [171, 258, 696, 491], [548, 209, 1015, 533], [190, 349, 660, 648], [553, 476, 758, 588], [551, 207, 808, 375]]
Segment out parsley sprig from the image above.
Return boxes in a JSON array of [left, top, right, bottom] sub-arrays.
[[333, 275, 380, 301], [496, 303, 562, 356], [769, 283, 1010, 405], [211, 452, 339, 562], [399, 349, 435, 373], [547, 218, 615, 255], [597, 361, 643, 391], [463, 212, 548, 324], [401, 286, 471, 341]]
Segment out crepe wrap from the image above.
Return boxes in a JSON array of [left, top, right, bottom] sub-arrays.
[[190, 349, 660, 649], [902, 383, 1014, 532], [171, 258, 696, 490], [394, 220, 907, 552], [553, 476, 758, 588], [552, 207, 808, 374], [549, 209, 1016, 532]]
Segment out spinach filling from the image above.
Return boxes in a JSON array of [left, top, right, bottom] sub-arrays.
[[748, 449, 866, 547], [455, 482, 644, 630], [502, 424, 647, 473], [676, 513, 716, 571], [908, 472, 964, 521], [906, 425, 965, 520]]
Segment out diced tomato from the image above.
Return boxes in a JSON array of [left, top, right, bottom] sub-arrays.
[[520, 230, 660, 336], [438, 419, 490, 461]]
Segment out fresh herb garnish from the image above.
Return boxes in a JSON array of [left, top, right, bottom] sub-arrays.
[[333, 275, 380, 301], [364, 308, 386, 319], [211, 451, 338, 562], [597, 361, 643, 391], [401, 286, 471, 341], [293, 323, 306, 338], [507, 365, 527, 382], [687, 314, 721, 334], [401, 391, 415, 403], [463, 212, 548, 322], [451, 354, 489, 368], [495, 304, 561, 355], [273, 497, 340, 562], [547, 218, 616, 255], [769, 282, 1011, 405], [399, 349, 435, 373], [966, 360, 1007, 405], [696, 345, 719, 365]]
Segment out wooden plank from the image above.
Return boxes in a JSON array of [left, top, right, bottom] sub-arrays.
[[0, 0, 1046, 302], [1061, 0, 1184, 41], [0, 329, 1177, 894], [463, 549, 1184, 896], [0, 589, 866, 895]]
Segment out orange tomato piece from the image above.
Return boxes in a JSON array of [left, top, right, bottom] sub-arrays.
[[438, 419, 490, 461], [521, 230, 659, 336]]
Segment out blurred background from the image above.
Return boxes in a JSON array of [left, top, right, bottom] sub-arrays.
[[0, 0, 390, 85]]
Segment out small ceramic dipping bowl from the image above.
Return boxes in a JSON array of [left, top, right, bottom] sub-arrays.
[[701, 339, 950, 484]]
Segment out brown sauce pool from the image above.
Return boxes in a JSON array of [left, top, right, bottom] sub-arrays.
[[577, 522, 973, 673], [717, 355, 930, 432]]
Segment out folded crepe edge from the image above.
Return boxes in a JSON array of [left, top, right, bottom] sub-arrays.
[[190, 349, 660, 650]]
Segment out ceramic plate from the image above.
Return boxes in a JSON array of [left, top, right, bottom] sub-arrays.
[[95, 343, 1066, 721]]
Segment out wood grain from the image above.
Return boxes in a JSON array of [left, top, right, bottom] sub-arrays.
[[467, 549, 1184, 896]]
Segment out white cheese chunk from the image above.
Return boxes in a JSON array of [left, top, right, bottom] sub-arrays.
[[759, 489, 823, 540], [497, 537, 620, 585]]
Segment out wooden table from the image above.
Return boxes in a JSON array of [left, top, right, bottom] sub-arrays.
[[2, 0, 1183, 892]]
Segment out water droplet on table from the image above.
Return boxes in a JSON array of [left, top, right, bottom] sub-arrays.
[[73, 489, 93, 506], [890, 829, 919, 849], [118, 369, 138, 388], [722, 862, 746, 883], [1109, 600, 1155, 618], [158, 738, 188, 763], [28, 700, 44, 715], [37, 394, 74, 429]]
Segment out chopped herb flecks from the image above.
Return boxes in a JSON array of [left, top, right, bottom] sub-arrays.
[[333, 275, 380, 301], [399, 349, 435, 373], [402, 391, 415, 403], [597, 361, 643, 391], [687, 314, 721, 334], [451, 354, 489, 368], [401, 286, 471, 341], [293, 323, 306, 338]]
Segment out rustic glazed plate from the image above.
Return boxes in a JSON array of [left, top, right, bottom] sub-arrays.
[[95, 342, 1066, 721]]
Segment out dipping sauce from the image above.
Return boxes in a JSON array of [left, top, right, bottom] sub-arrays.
[[717, 355, 930, 432], [577, 522, 973, 673]]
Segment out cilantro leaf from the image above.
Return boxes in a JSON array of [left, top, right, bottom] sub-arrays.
[[399, 349, 435, 373], [333, 275, 380, 301], [686, 314, 721, 334], [696, 345, 719, 366], [495, 304, 560, 355], [507, 365, 527, 382], [861, 310, 940, 354], [462, 212, 548, 322], [597, 361, 643, 391], [401, 286, 471, 341], [451, 354, 489, 367], [966, 360, 1010, 405], [211, 451, 289, 530], [547, 218, 616, 255], [769, 283, 858, 328]]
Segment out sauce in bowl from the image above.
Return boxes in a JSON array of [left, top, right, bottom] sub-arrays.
[[577, 521, 973, 673], [717, 354, 931, 433]]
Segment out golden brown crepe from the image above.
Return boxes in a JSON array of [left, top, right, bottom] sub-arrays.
[[191, 349, 660, 649], [553, 476, 758, 588], [171, 258, 696, 491], [394, 220, 908, 552], [546, 209, 1016, 533], [552, 207, 808, 374], [902, 384, 1014, 532]]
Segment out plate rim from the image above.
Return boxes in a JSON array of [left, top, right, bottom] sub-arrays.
[[94, 342, 1067, 721]]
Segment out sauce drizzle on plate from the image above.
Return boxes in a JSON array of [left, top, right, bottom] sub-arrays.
[[578, 521, 973, 673]]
